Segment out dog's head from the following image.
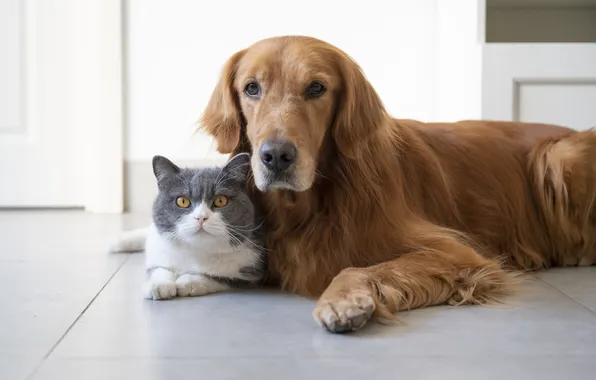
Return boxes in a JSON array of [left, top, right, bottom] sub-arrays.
[[201, 36, 387, 192]]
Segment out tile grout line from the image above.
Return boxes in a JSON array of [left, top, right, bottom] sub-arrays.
[[536, 277, 596, 315], [28, 353, 596, 362], [25, 256, 131, 380]]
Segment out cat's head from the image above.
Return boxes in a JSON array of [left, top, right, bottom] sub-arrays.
[[151, 153, 255, 246]]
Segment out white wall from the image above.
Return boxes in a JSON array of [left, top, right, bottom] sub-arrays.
[[435, 0, 484, 122], [125, 0, 483, 162]]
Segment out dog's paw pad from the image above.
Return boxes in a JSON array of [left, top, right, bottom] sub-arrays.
[[312, 294, 375, 333]]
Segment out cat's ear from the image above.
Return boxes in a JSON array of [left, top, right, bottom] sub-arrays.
[[221, 153, 251, 184], [152, 155, 181, 183]]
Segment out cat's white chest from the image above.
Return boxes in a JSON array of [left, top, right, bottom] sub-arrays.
[[144, 224, 260, 279]]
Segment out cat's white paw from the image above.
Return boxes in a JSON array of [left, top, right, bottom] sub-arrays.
[[175, 275, 218, 297], [144, 279, 177, 300]]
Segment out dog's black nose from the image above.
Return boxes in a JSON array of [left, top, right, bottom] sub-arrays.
[[259, 140, 297, 172]]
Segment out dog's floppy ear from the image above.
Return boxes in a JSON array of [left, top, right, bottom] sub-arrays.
[[200, 49, 246, 154], [332, 52, 387, 158]]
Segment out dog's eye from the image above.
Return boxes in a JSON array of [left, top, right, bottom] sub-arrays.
[[305, 81, 326, 99], [244, 82, 261, 98]]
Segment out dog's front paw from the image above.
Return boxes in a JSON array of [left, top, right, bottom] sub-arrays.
[[312, 293, 375, 333], [144, 279, 177, 300]]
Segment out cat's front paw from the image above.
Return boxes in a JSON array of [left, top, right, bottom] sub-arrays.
[[176, 275, 219, 297], [144, 279, 177, 300]]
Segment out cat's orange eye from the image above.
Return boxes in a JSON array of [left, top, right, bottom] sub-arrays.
[[213, 195, 228, 208], [175, 196, 190, 208]]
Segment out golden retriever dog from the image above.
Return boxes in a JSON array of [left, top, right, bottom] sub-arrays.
[[200, 35, 596, 333]]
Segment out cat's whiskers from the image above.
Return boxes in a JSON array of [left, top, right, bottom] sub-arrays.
[[223, 227, 269, 253], [213, 160, 245, 188], [225, 232, 244, 247], [174, 219, 218, 239], [227, 219, 262, 231], [201, 224, 263, 255], [164, 229, 184, 244], [224, 232, 266, 257], [228, 219, 266, 233], [214, 176, 238, 191], [214, 163, 250, 190], [204, 220, 231, 237]]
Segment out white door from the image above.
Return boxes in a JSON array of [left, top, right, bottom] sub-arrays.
[[0, 0, 83, 207], [0, 0, 124, 211]]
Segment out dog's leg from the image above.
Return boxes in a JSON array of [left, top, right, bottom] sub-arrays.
[[312, 235, 518, 333]]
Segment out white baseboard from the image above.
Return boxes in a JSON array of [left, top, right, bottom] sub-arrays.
[[124, 158, 227, 213]]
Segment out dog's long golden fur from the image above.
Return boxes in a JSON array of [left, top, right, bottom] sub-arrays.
[[200, 36, 596, 333]]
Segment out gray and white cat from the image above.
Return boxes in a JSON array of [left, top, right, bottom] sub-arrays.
[[110, 153, 266, 300]]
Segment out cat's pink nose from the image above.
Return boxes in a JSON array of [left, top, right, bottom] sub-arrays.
[[196, 216, 208, 225]]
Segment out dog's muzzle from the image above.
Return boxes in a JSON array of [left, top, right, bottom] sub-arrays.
[[258, 139, 297, 174], [255, 139, 301, 190]]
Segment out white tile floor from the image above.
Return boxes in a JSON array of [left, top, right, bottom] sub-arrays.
[[1, 211, 595, 380]]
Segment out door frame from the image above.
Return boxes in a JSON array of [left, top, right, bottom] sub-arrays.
[[72, 0, 124, 213]]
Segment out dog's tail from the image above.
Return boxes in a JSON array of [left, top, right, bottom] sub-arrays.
[[528, 128, 596, 264], [108, 227, 149, 253]]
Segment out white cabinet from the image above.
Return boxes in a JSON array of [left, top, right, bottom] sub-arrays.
[[481, 0, 596, 130]]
